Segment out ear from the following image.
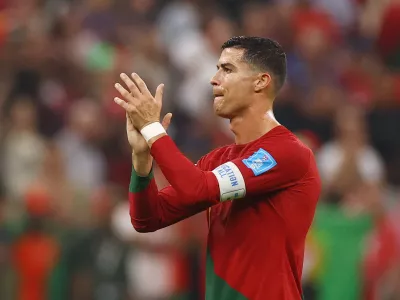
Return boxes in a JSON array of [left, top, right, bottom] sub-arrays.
[[254, 73, 272, 92]]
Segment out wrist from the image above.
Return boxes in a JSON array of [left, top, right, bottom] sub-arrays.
[[148, 133, 167, 148], [130, 165, 154, 193], [140, 122, 166, 145]]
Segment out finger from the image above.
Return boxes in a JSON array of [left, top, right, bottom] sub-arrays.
[[131, 73, 152, 98], [120, 73, 141, 97], [115, 83, 138, 104], [114, 97, 136, 113], [154, 84, 164, 104], [161, 113, 172, 130]]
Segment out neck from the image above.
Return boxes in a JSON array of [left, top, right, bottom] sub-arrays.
[[230, 107, 280, 145]]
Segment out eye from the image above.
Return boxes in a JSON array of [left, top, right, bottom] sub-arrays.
[[224, 67, 232, 74]]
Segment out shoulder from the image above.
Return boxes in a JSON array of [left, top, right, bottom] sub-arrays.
[[248, 127, 313, 177], [196, 144, 233, 170], [258, 126, 311, 158]]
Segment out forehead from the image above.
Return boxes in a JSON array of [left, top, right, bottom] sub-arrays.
[[218, 48, 247, 66]]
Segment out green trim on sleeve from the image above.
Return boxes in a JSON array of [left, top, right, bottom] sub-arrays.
[[129, 166, 154, 193]]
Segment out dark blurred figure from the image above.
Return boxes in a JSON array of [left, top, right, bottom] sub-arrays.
[[67, 186, 130, 300]]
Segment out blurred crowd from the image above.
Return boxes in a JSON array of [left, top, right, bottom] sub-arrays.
[[0, 0, 400, 299]]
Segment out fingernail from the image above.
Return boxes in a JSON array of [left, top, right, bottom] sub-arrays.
[[114, 83, 119, 87]]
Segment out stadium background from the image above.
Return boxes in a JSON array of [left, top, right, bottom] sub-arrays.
[[1, 0, 400, 299]]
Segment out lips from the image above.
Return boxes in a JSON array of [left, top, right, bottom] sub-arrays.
[[213, 90, 224, 97]]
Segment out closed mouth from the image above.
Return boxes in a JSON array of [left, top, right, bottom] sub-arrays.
[[213, 89, 224, 98]]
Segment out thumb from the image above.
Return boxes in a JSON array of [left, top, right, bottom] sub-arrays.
[[161, 113, 172, 130], [155, 83, 164, 103]]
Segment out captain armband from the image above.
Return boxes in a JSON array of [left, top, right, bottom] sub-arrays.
[[211, 162, 246, 201]]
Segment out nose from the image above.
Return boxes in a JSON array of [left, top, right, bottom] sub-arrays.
[[210, 73, 220, 86]]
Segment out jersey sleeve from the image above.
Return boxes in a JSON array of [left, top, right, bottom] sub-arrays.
[[129, 154, 217, 232], [214, 144, 312, 200]]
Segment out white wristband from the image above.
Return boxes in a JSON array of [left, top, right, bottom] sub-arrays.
[[140, 122, 166, 143]]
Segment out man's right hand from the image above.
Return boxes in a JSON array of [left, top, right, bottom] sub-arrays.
[[127, 112, 172, 176]]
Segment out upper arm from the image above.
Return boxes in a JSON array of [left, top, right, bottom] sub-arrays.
[[211, 143, 312, 201]]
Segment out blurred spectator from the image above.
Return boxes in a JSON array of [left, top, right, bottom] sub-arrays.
[[24, 142, 77, 225], [12, 216, 59, 300], [2, 97, 45, 201], [67, 186, 130, 300], [317, 103, 384, 194], [55, 99, 106, 193]]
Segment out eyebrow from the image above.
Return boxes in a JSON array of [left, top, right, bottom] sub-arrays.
[[217, 63, 236, 70]]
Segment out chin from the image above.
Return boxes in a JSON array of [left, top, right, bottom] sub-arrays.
[[213, 98, 235, 119], [214, 108, 233, 119]]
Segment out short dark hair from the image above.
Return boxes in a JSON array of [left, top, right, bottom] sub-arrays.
[[221, 36, 287, 93]]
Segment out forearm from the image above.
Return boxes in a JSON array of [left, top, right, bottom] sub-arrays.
[[132, 152, 153, 176], [129, 167, 211, 232], [149, 135, 220, 203], [129, 167, 159, 232], [130, 146, 186, 232]]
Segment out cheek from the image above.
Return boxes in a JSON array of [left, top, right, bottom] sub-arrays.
[[223, 76, 238, 92], [230, 74, 250, 88], [229, 81, 249, 100]]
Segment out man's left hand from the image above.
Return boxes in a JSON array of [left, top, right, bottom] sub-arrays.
[[114, 73, 164, 130]]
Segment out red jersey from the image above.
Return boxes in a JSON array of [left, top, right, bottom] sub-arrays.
[[129, 125, 321, 300]]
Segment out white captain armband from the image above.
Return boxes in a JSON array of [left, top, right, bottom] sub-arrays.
[[211, 162, 246, 201]]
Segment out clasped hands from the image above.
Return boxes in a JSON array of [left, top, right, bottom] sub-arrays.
[[114, 73, 172, 155]]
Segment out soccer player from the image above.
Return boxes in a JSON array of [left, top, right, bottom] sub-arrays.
[[113, 36, 321, 300]]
